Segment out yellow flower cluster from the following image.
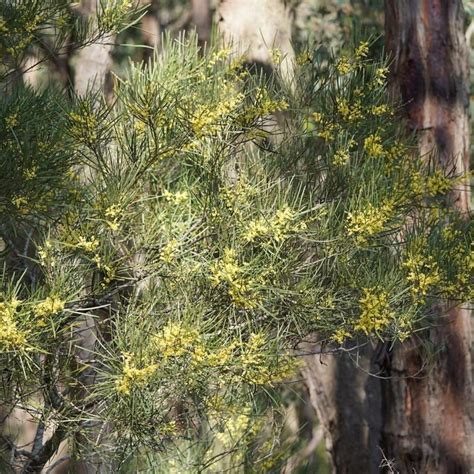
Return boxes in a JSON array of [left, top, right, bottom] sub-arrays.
[[241, 332, 297, 385], [346, 200, 394, 244], [5, 113, 18, 128], [207, 47, 232, 68], [209, 248, 260, 308], [68, 111, 98, 143], [355, 41, 369, 60], [240, 88, 289, 124], [371, 104, 391, 116], [115, 322, 296, 399], [191, 92, 244, 137], [331, 328, 351, 345], [333, 148, 350, 167], [0, 16, 7, 33], [355, 288, 393, 335], [34, 296, 65, 326], [374, 67, 389, 86], [91, 254, 116, 285], [153, 321, 200, 359], [35, 296, 65, 317], [296, 51, 312, 65], [0, 298, 27, 351], [270, 48, 282, 65], [163, 189, 189, 205], [192, 341, 237, 368], [23, 166, 38, 180], [403, 253, 441, 298], [336, 55, 353, 75], [160, 239, 179, 264], [215, 406, 253, 449], [337, 98, 362, 122], [12, 195, 28, 214], [426, 170, 453, 196], [105, 204, 121, 231], [364, 133, 385, 158], [152, 322, 238, 371], [77, 236, 99, 253], [115, 355, 157, 396], [336, 41, 370, 75], [37, 240, 55, 267], [243, 205, 306, 243]]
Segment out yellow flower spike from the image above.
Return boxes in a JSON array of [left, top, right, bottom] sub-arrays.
[[426, 170, 453, 196], [374, 67, 389, 86], [333, 148, 350, 167], [160, 239, 179, 264], [355, 41, 369, 60], [0, 299, 28, 350], [104, 204, 122, 231], [371, 104, 391, 116], [403, 253, 441, 297], [270, 48, 282, 65], [209, 249, 261, 308], [312, 112, 323, 123], [115, 354, 158, 396], [346, 200, 394, 244], [331, 328, 351, 345], [24, 166, 38, 180], [364, 133, 385, 158], [5, 113, 18, 128], [77, 235, 99, 253], [92, 254, 102, 268], [336, 98, 362, 122], [296, 51, 312, 65], [152, 321, 200, 359], [163, 189, 189, 205], [355, 287, 394, 335], [12, 195, 28, 213], [34, 296, 65, 317], [336, 55, 353, 75]]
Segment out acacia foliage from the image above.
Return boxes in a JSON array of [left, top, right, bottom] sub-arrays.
[[0, 13, 472, 472]]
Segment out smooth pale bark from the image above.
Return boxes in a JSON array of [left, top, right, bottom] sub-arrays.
[[192, 0, 212, 45], [383, 1, 473, 472], [218, 0, 295, 82], [74, 0, 114, 97], [139, 0, 161, 62]]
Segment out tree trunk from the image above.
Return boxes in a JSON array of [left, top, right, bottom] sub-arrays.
[[140, 0, 161, 62], [300, 341, 382, 473], [74, 0, 114, 97], [192, 0, 212, 46], [218, 0, 295, 82], [382, 1, 473, 472]]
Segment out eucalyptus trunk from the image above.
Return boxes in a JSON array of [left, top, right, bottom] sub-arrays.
[[192, 0, 212, 46], [74, 0, 114, 97], [382, 1, 473, 472], [301, 341, 382, 473]]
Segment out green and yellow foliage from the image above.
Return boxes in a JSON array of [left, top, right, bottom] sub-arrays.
[[0, 9, 471, 469]]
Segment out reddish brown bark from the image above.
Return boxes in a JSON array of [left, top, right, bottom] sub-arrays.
[[383, 1, 473, 472]]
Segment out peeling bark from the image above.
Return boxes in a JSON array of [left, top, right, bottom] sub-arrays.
[[383, 1, 473, 472]]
